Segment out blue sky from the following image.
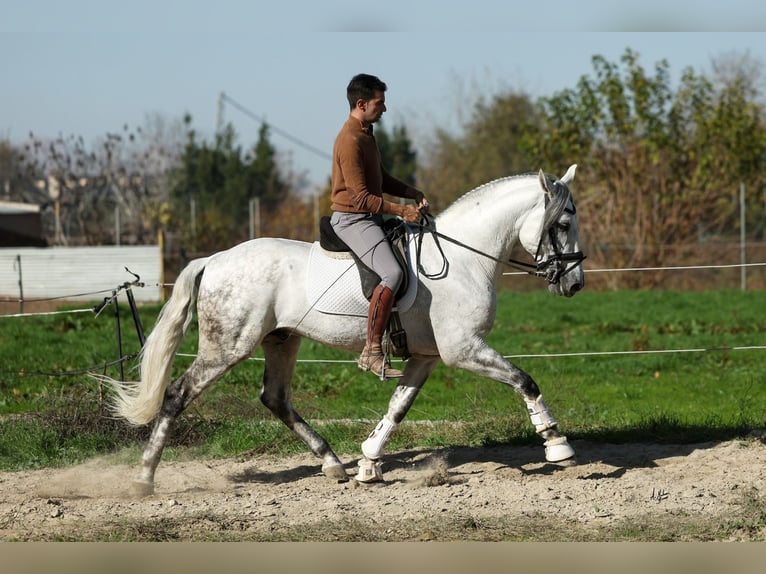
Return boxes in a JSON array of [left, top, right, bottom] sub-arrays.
[[2, 1, 765, 188]]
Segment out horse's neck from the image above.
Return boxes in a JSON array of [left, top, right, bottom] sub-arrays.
[[433, 178, 541, 263]]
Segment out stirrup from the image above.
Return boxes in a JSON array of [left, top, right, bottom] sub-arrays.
[[358, 352, 403, 380]]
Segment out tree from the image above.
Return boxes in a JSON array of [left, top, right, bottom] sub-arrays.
[[532, 48, 766, 287], [168, 117, 291, 253], [0, 140, 35, 203], [15, 117, 185, 246], [412, 48, 766, 287], [375, 121, 418, 186], [246, 123, 288, 210]]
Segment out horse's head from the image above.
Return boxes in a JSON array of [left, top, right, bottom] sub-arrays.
[[519, 164, 586, 297]]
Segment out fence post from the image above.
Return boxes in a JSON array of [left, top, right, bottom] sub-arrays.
[[158, 229, 166, 303], [14, 254, 23, 315], [740, 182, 746, 291]]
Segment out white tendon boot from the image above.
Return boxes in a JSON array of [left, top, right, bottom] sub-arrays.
[[525, 395, 576, 463], [356, 418, 397, 483]]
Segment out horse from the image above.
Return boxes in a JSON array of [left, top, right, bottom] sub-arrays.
[[108, 164, 585, 495]]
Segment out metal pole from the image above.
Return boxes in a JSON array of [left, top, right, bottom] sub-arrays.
[[254, 197, 261, 238], [158, 229, 166, 303], [190, 197, 197, 251], [112, 290, 124, 381], [740, 182, 746, 291], [125, 287, 146, 347], [55, 199, 61, 245], [249, 198, 254, 239], [15, 254, 23, 315], [115, 206, 121, 246]]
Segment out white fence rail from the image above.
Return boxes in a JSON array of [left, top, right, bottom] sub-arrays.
[[0, 245, 162, 303]]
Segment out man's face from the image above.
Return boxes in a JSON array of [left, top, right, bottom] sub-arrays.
[[360, 90, 386, 123]]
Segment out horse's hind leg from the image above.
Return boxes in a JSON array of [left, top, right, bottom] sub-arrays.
[[259, 332, 348, 482], [134, 357, 233, 496]]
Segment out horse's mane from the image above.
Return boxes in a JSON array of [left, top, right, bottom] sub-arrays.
[[441, 172, 572, 225], [441, 173, 537, 215]]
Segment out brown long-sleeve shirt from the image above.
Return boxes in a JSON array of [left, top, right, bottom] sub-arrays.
[[330, 116, 420, 216]]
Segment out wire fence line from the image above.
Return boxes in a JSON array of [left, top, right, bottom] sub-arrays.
[[6, 260, 763, 313], [184, 345, 766, 364], [1, 260, 764, 379], [503, 261, 766, 276], [0, 308, 94, 318]]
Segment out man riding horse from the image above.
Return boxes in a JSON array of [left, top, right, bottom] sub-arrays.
[[329, 73, 429, 379]]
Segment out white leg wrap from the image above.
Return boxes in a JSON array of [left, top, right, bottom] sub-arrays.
[[525, 395, 558, 433], [355, 458, 384, 483], [361, 417, 397, 460]]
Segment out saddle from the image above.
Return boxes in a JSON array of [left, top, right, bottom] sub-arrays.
[[319, 216, 409, 302], [318, 215, 410, 359]]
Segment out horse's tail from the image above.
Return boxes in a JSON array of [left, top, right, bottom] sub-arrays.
[[110, 257, 209, 426]]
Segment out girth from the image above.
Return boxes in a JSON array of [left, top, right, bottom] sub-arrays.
[[319, 215, 409, 301]]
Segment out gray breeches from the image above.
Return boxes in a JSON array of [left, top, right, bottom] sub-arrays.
[[330, 211, 403, 294]]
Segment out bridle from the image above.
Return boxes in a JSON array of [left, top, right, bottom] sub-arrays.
[[534, 201, 586, 285], [535, 181, 585, 285], [408, 182, 585, 285]]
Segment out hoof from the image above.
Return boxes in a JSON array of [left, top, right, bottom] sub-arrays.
[[322, 464, 350, 482], [131, 480, 155, 498], [544, 436, 576, 463], [355, 458, 384, 483]]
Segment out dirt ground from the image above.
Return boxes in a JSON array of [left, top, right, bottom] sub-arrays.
[[2, 300, 766, 542], [1, 436, 765, 541]]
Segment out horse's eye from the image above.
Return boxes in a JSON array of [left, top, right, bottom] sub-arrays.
[[557, 222, 570, 232]]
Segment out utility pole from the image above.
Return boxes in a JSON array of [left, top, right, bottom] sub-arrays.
[[216, 92, 225, 134]]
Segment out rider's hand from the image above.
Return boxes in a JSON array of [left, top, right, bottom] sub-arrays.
[[401, 204, 422, 223]]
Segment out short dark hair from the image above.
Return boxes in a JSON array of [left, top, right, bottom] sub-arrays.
[[346, 73, 387, 110]]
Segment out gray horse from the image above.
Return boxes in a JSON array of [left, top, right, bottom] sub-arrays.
[[109, 165, 585, 495]]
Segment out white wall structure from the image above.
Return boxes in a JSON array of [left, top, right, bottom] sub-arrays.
[[0, 246, 162, 303]]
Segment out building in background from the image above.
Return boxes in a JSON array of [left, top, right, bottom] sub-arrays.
[[0, 201, 45, 247]]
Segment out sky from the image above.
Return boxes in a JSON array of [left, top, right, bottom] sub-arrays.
[[2, 1, 766, 190]]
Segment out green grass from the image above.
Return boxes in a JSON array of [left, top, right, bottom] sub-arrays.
[[1, 289, 765, 470]]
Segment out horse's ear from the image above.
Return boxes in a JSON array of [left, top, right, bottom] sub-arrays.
[[561, 164, 577, 184], [538, 169, 551, 194]]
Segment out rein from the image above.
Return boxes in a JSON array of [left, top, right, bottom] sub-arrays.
[[407, 212, 585, 284], [407, 215, 541, 279]]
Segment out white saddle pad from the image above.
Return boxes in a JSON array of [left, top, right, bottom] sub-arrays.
[[306, 231, 419, 317]]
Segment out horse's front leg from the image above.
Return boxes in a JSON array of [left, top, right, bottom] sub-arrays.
[[356, 356, 440, 482], [443, 342, 575, 464]]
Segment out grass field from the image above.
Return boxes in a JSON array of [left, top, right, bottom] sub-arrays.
[[1, 288, 765, 471]]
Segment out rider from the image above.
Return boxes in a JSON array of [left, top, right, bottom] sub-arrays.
[[329, 73, 429, 379]]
